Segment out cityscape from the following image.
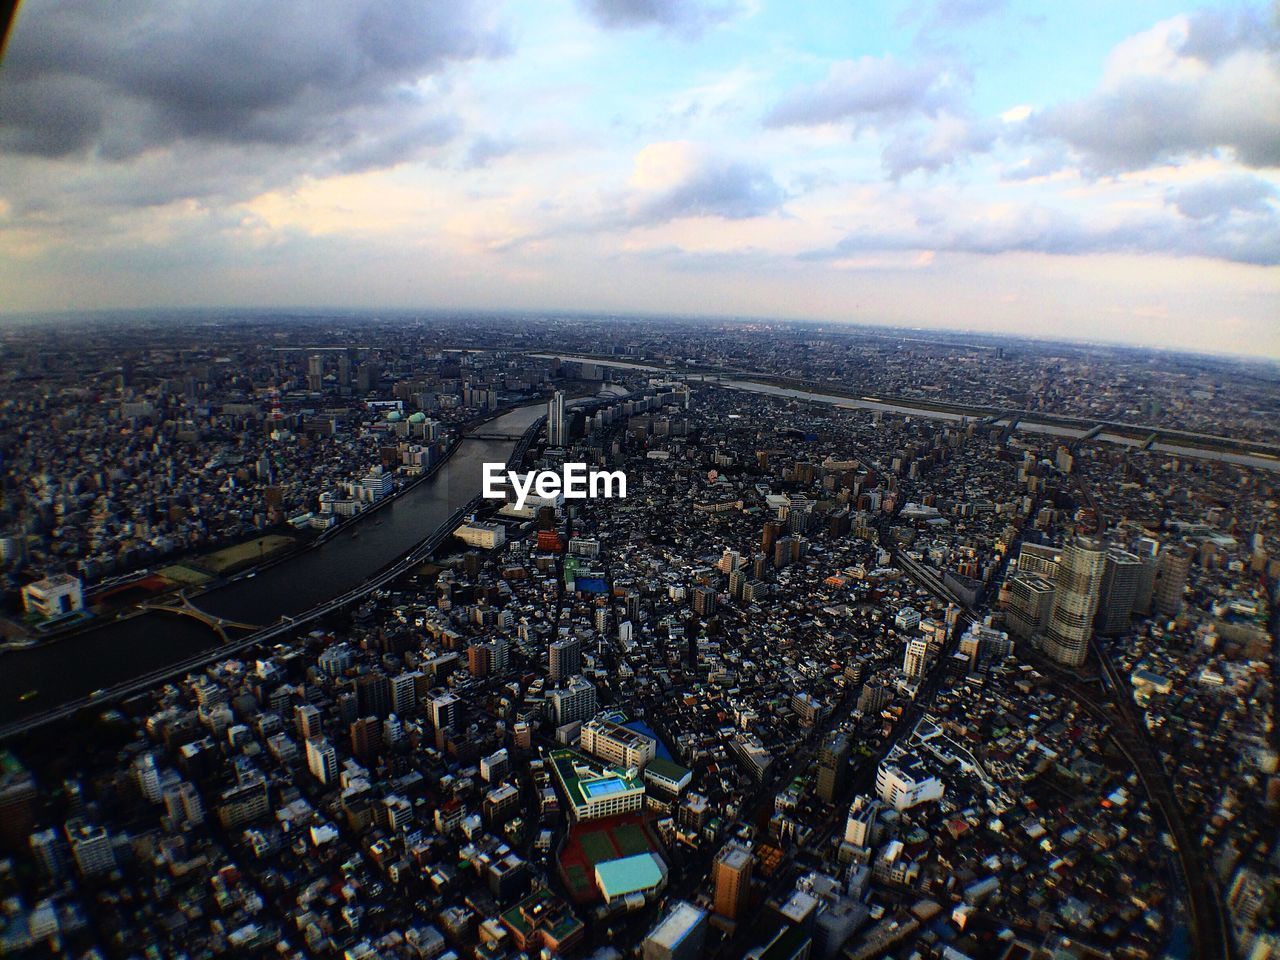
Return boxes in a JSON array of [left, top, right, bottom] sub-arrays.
[[0, 314, 1275, 960], [2, 0, 1279, 959]]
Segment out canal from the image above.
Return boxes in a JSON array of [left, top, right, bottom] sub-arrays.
[[0, 402, 545, 725]]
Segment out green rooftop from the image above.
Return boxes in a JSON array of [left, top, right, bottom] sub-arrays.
[[644, 756, 691, 783]]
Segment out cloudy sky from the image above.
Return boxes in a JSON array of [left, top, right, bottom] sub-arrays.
[[1, 0, 1278, 356]]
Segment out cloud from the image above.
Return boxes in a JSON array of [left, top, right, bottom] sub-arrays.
[[463, 134, 519, 169], [898, 0, 1007, 30], [626, 142, 785, 222], [1029, 10, 1280, 172], [805, 193, 1280, 266], [764, 55, 964, 129], [880, 113, 999, 178], [0, 0, 507, 167], [1167, 174, 1276, 220], [577, 0, 745, 37]]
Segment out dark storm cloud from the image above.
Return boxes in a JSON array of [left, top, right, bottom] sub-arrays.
[[1028, 7, 1280, 172], [764, 55, 963, 129], [803, 200, 1280, 266], [632, 158, 786, 222], [0, 0, 508, 163], [577, 0, 744, 37]]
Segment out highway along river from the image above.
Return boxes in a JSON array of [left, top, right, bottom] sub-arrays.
[[0, 402, 545, 725]]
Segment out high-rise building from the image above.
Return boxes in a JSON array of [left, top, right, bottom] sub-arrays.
[[1097, 548, 1143, 634], [1004, 574, 1055, 641], [306, 738, 339, 785], [350, 717, 383, 763], [307, 354, 324, 392], [903, 638, 929, 681], [1132, 537, 1161, 615], [295, 703, 322, 741], [356, 673, 392, 718], [712, 840, 754, 921], [66, 820, 116, 877], [692, 585, 717, 618], [1154, 546, 1192, 617], [1043, 537, 1107, 668], [391, 671, 422, 716], [549, 637, 582, 682], [548, 390, 568, 447], [430, 692, 462, 747], [134, 753, 163, 804], [549, 677, 597, 727], [815, 731, 850, 804], [1016, 542, 1061, 579], [843, 795, 881, 848]]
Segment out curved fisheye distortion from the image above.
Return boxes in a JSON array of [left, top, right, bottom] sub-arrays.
[[0, 3, 1276, 960]]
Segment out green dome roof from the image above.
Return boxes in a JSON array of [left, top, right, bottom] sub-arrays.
[[408, 411, 427, 423], [385, 410, 403, 422]]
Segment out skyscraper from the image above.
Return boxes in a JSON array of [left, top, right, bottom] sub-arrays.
[[549, 637, 582, 682], [1043, 537, 1107, 668], [816, 731, 850, 804], [1098, 548, 1142, 635], [1154, 546, 1191, 617], [548, 390, 568, 447], [712, 840, 754, 921]]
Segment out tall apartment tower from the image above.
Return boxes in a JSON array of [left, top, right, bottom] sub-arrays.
[[815, 731, 851, 804], [549, 637, 582, 682], [712, 840, 754, 921], [903, 638, 929, 681], [1131, 537, 1161, 615], [548, 391, 568, 447], [305, 738, 339, 785], [1043, 536, 1107, 668], [1154, 546, 1192, 616], [1097, 548, 1143, 635]]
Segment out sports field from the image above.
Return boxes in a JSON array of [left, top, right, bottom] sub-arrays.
[[556, 813, 664, 904]]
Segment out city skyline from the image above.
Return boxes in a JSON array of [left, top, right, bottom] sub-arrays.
[[2, 1, 1278, 357]]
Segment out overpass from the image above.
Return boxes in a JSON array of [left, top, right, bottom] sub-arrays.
[[0, 416, 545, 743], [138, 593, 260, 640]]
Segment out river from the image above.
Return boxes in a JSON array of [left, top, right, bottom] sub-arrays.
[[538, 354, 1280, 472], [0, 402, 545, 725]]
